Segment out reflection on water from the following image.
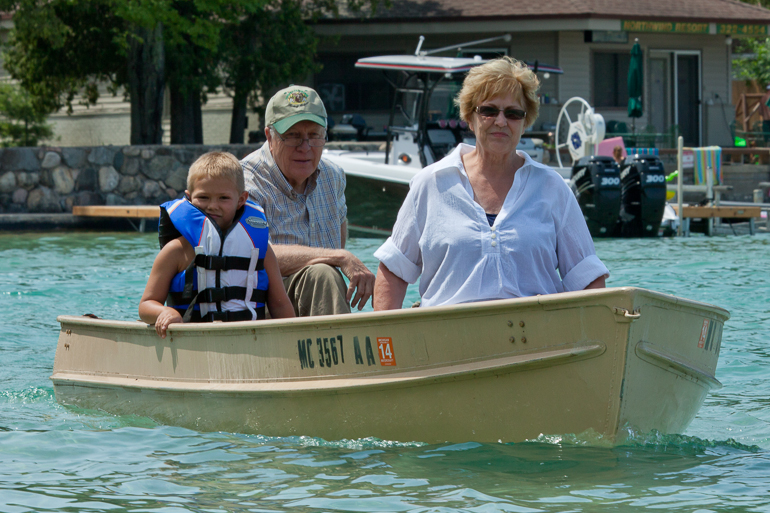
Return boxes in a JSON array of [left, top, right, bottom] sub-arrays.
[[2, 232, 770, 511]]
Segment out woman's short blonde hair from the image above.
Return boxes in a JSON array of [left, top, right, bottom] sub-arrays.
[[454, 56, 540, 129], [187, 151, 245, 194]]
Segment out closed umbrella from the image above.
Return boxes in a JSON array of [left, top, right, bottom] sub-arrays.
[[627, 39, 643, 134]]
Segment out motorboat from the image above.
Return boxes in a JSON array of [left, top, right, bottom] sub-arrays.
[[52, 287, 726, 444], [328, 35, 562, 236]]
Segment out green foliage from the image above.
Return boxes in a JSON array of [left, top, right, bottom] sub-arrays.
[[738, 0, 770, 7], [0, 0, 387, 143], [220, 0, 321, 112], [734, 37, 770, 87], [1, 0, 126, 114], [0, 83, 53, 147]]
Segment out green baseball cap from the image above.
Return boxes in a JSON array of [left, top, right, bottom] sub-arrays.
[[265, 85, 327, 134]]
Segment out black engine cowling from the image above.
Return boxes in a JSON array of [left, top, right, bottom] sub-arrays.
[[570, 155, 621, 237], [616, 154, 667, 237]]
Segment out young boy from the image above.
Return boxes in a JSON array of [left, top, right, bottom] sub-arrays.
[[139, 151, 294, 338]]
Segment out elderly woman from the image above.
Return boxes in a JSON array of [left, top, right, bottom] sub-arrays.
[[373, 56, 608, 310]]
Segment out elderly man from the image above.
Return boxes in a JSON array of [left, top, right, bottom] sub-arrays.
[[241, 85, 374, 316]]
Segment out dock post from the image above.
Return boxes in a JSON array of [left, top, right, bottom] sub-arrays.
[[677, 136, 684, 236]]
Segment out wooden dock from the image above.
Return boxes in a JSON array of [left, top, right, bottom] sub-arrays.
[[672, 204, 763, 236], [72, 206, 160, 218], [72, 205, 160, 232]]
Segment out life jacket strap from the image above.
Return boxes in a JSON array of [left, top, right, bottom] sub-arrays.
[[198, 286, 267, 304], [202, 307, 266, 322], [171, 287, 268, 321], [193, 254, 265, 272], [182, 306, 266, 322]]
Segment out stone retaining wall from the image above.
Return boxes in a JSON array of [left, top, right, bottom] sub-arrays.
[[0, 143, 767, 214], [0, 144, 258, 214], [0, 142, 388, 215]]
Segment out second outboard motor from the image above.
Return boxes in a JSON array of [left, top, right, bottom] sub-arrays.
[[570, 155, 621, 237], [617, 154, 667, 237]]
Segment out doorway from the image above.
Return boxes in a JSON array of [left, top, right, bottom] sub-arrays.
[[649, 50, 702, 146]]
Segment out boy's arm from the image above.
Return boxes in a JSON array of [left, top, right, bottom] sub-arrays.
[[139, 238, 192, 338], [264, 244, 296, 319]]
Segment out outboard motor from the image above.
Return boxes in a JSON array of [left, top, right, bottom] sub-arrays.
[[570, 155, 621, 237], [616, 154, 667, 237]]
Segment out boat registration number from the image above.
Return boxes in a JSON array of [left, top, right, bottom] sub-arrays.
[[297, 335, 398, 369]]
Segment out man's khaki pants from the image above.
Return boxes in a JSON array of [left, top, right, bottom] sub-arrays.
[[281, 264, 351, 317]]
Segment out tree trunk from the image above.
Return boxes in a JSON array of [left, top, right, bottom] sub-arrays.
[[229, 89, 248, 144], [128, 23, 165, 145], [170, 83, 203, 144]]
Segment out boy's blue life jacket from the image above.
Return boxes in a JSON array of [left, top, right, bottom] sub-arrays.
[[158, 198, 270, 322]]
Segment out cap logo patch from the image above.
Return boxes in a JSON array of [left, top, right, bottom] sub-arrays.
[[286, 90, 309, 108], [245, 216, 268, 229]]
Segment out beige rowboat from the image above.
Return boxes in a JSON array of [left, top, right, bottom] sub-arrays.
[[52, 287, 727, 443]]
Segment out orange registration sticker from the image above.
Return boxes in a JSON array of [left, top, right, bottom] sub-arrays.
[[377, 337, 396, 366], [698, 319, 710, 348]]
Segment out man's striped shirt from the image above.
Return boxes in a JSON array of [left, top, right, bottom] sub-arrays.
[[241, 142, 346, 249]]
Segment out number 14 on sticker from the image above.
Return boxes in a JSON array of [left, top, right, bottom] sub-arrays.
[[377, 337, 397, 366]]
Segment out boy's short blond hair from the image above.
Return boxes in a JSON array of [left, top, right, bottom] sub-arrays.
[[187, 152, 245, 194]]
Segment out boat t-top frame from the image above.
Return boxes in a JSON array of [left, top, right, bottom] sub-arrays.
[[354, 35, 563, 167]]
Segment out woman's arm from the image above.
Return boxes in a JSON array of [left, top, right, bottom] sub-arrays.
[[584, 275, 606, 289], [373, 262, 409, 310]]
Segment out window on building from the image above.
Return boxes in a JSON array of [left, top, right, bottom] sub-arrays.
[[315, 54, 392, 113], [593, 52, 632, 108]]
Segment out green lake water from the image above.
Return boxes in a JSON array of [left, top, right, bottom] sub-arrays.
[[2, 231, 770, 512]]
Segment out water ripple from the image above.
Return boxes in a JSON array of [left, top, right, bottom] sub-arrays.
[[2, 232, 770, 511]]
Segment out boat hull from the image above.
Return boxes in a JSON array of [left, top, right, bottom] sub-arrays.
[[345, 173, 408, 237], [52, 288, 727, 443]]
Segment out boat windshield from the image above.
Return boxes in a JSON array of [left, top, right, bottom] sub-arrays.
[[428, 82, 462, 122], [393, 78, 463, 126]]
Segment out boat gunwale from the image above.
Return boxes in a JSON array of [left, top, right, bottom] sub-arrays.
[[56, 287, 730, 333]]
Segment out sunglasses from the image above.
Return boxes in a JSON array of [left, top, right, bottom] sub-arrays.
[[475, 105, 526, 121]]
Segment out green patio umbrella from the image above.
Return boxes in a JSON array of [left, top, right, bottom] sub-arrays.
[[627, 39, 643, 132]]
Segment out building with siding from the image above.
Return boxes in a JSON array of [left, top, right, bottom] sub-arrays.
[[4, 1, 770, 148], [312, 0, 770, 148]]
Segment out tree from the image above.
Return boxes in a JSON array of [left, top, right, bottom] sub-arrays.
[[738, 0, 770, 7], [734, 37, 770, 87], [1, 0, 232, 144], [219, 0, 387, 143], [1, 0, 126, 115], [220, 0, 320, 144], [124, 23, 166, 145], [0, 83, 54, 147], [0, 0, 384, 145], [732, 2, 770, 85], [0, 0, 169, 144]]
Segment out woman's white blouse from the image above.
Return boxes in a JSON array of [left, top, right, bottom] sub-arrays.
[[374, 144, 609, 308]]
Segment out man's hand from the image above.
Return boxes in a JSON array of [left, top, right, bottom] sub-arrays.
[[338, 251, 375, 310], [271, 244, 375, 310]]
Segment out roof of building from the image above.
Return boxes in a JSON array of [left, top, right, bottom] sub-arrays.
[[326, 0, 770, 24]]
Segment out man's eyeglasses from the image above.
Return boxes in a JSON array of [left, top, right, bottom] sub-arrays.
[[475, 105, 526, 121], [275, 131, 327, 147]]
